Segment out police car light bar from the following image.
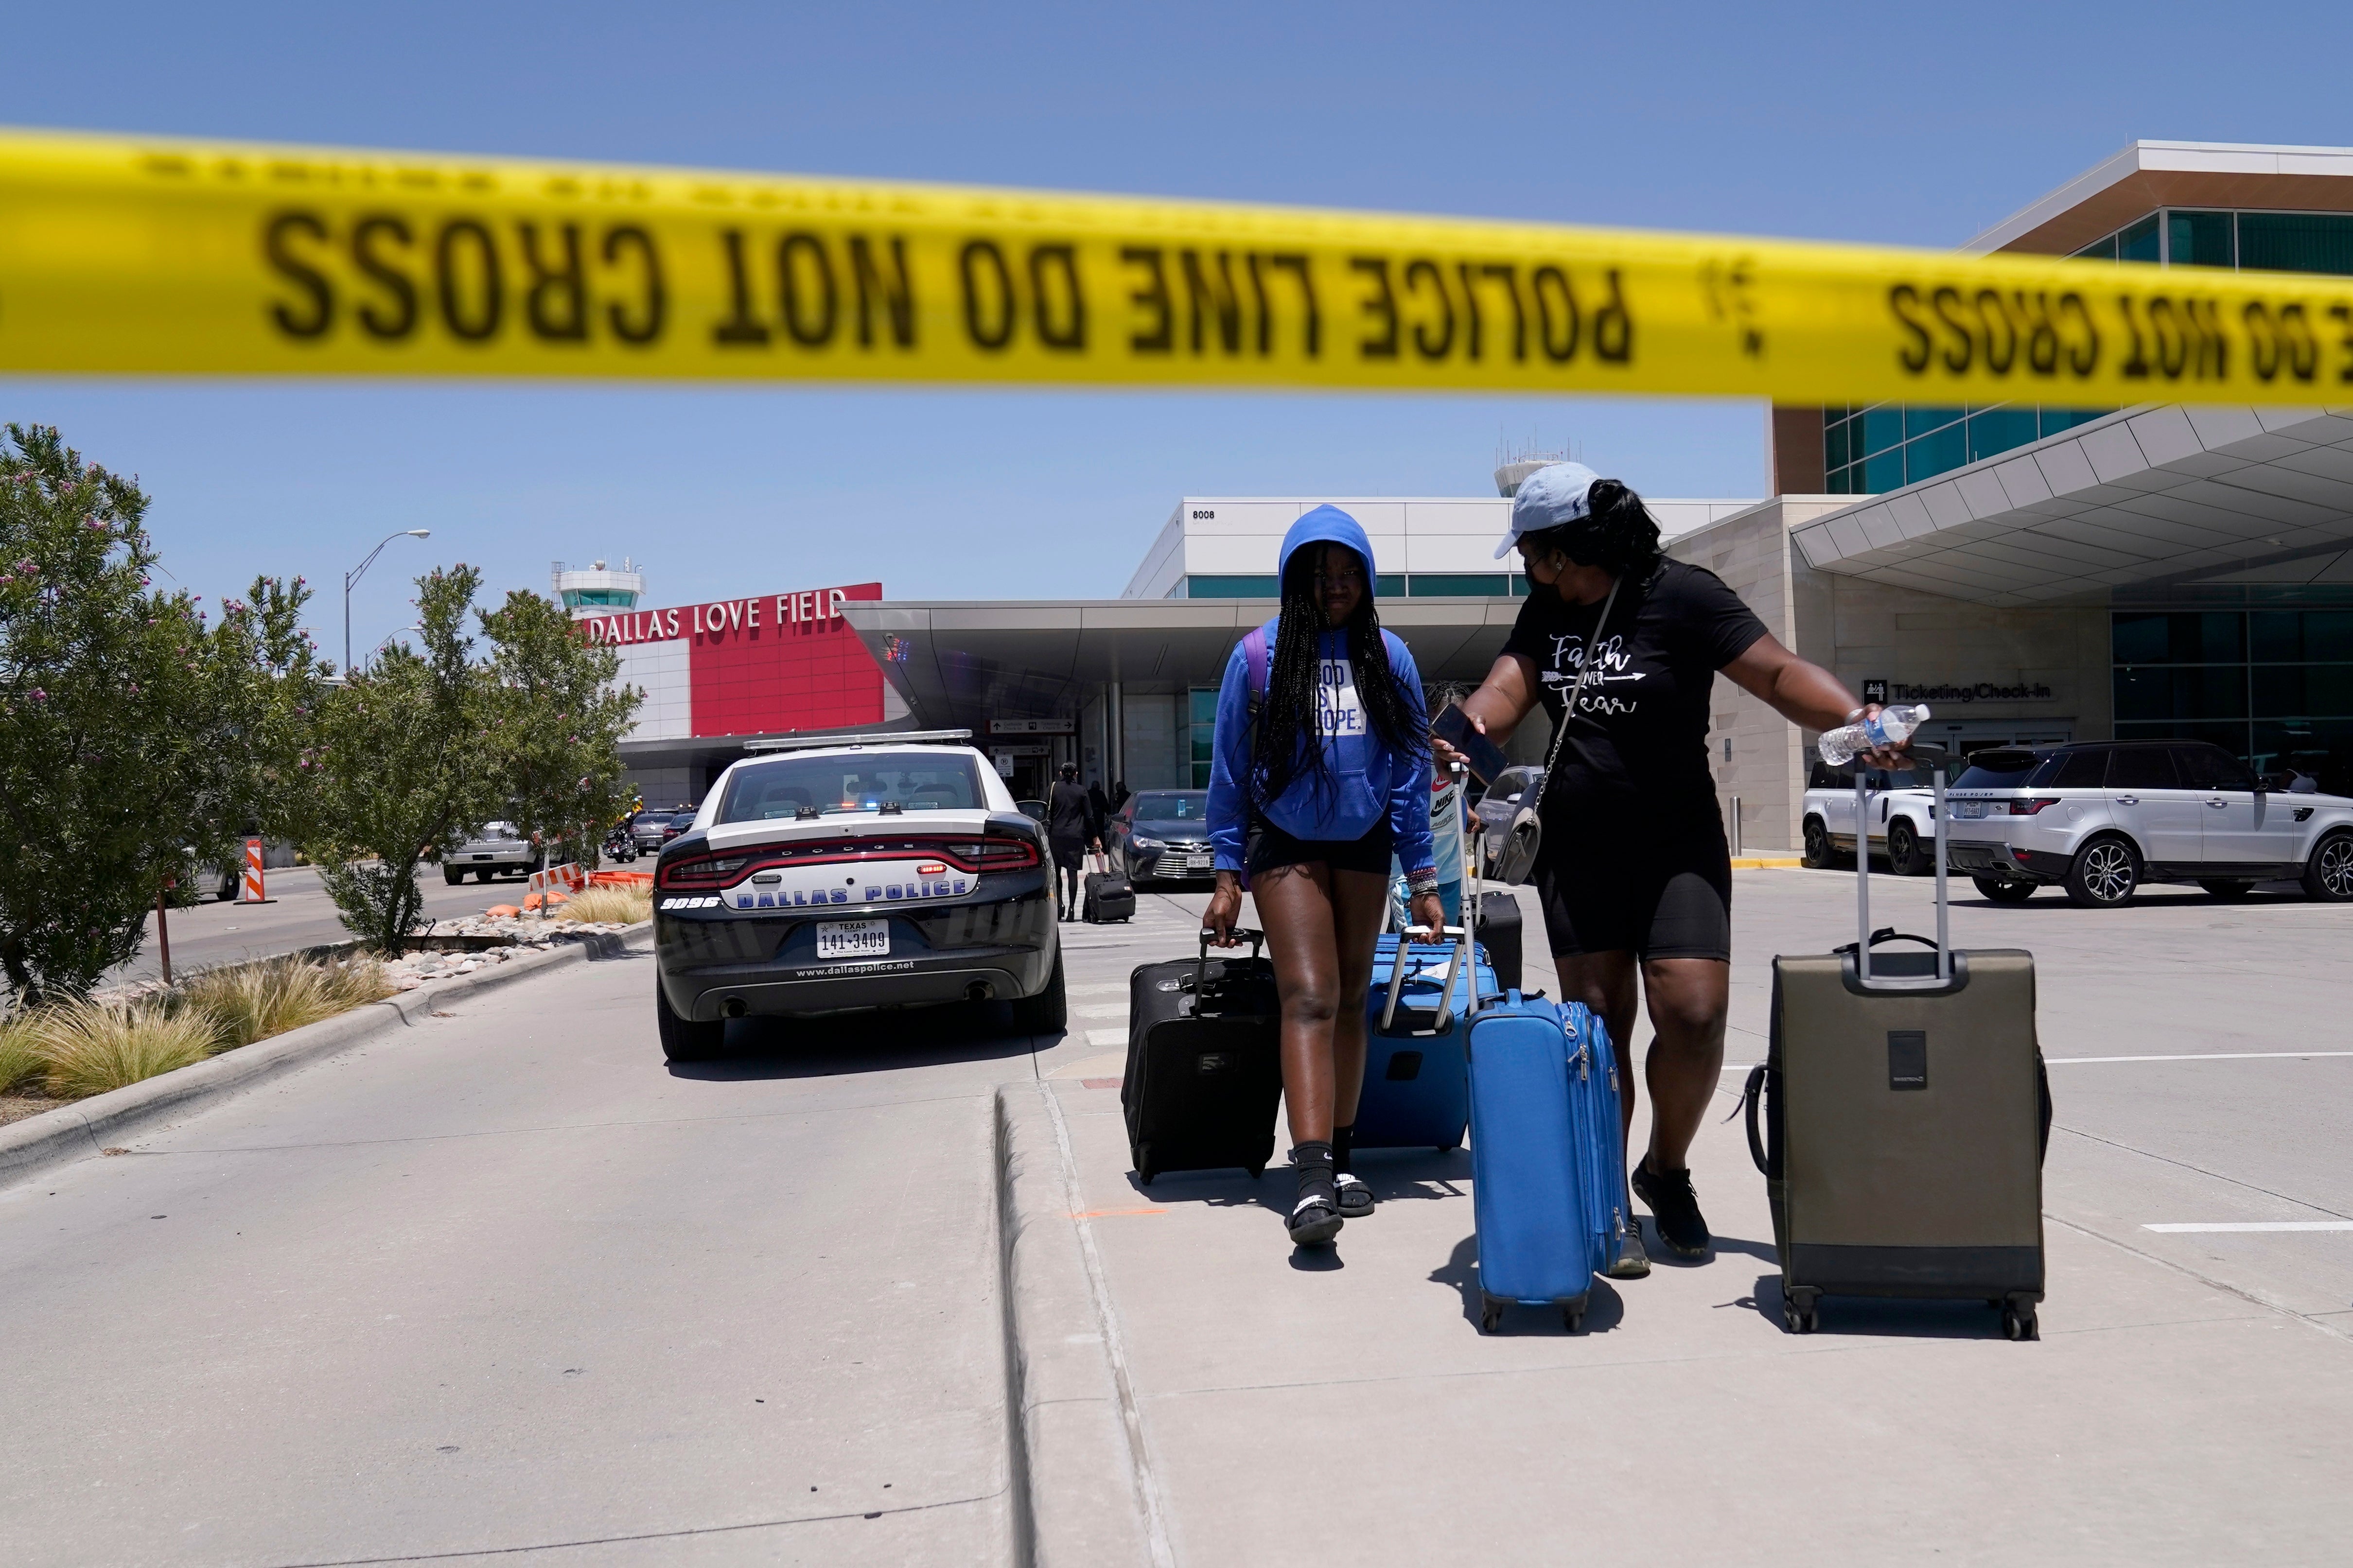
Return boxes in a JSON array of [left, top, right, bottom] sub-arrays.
[[741, 729, 974, 753]]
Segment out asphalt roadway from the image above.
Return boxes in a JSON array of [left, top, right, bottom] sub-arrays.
[[2, 869, 2348, 1564], [112, 866, 558, 984]]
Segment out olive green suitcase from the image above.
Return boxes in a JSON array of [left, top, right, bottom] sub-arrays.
[[1743, 755, 2052, 1340]]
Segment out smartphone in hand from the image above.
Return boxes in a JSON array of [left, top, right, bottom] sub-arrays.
[[1432, 702, 1512, 784]]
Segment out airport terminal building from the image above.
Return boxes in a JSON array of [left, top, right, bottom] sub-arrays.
[[612, 140, 2353, 850]]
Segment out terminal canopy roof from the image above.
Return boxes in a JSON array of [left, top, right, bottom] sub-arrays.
[[843, 597, 1522, 731]]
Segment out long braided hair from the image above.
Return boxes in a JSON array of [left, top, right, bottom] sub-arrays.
[[1249, 543, 1425, 811]]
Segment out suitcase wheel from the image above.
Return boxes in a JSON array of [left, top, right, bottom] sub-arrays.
[[1562, 1304, 1584, 1333], [1246, 1163, 1264, 1179], [1783, 1304, 1818, 1334], [2002, 1304, 2039, 1342], [1479, 1295, 1504, 1335]]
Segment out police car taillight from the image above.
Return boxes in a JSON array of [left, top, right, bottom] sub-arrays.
[[941, 837, 1040, 871], [658, 853, 750, 889]]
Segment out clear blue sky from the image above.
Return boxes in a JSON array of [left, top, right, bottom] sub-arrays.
[[6, 1, 2347, 657]]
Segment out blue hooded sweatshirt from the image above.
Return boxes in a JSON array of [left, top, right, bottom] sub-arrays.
[[1207, 505, 1435, 876]]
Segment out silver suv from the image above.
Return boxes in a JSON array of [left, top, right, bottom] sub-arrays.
[[1944, 740, 2353, 907]]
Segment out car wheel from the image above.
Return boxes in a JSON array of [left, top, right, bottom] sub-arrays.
[[655, 977, 726, 1062], [2064, 835, 2141, 908], [2198, 878, 2255, 901], [444, 866, 465, 886], [2301, 830, 2353, 903], [1009, 950, 1068, 1035], [1972, 875, 2036, 905], [1801, 816, 1836, 869], [1887, 819, 1926, 877]]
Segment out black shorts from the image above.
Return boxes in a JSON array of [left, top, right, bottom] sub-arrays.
[[1246, 818, 1393, 878], [1049, 835, 1088, 871], [1534, 822, 1732, 962]]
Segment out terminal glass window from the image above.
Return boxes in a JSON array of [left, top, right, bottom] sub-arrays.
[[1188, 687, 1217, 787], [2112, 609, 2353, 792], [1823, 403, 2112, 494], [715, 752, 985, 821], [2072, 208, 2353, 277]]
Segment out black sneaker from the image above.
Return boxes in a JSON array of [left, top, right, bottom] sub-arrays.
[[1631, 1158, 1712, 1259]]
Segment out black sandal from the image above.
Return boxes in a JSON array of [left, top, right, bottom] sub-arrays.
[[1334, 1172, 1375, 1219], [1286, 1194, 1343, 1246]]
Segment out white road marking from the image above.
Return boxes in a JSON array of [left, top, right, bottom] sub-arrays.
[[2144, 1221, 2353, 1233], [1087, 1028, 1129, 1046]]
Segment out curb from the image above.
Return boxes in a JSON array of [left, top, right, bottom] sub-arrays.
[[1730, 856, 1805, 869], [994, 1080, 1166, 1568], [0, 921, 653, 1191]]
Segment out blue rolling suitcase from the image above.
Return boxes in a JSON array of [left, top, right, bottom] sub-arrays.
[[1464, 993, 1628, 1333], [1354, 930, 1494, 1151]]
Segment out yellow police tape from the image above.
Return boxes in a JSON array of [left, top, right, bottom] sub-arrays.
[[6, 126, 2353, 403]]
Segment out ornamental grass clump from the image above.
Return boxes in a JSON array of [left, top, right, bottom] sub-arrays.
[[19, 999, 221, 1100], [555, 885, 651, 925], [180, 953, 392, 1049], [0, 1015, 43, 1094]]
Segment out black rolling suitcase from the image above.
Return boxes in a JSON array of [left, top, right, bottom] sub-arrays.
[[1083, 869, 1135, 923], [1743, 751, 2053, 1340], [1474, 890, 1523, 993], [1122, 928, 1282, 1184]]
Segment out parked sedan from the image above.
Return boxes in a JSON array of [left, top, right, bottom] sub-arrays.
[[1106, 789, 1214, 886], [442, 821, 544, 884], [630, 812, 676, 854], [1943, 739, 2353, 907]]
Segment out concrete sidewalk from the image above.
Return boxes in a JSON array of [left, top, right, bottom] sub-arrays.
[[1012, 876, 2353, 1565]]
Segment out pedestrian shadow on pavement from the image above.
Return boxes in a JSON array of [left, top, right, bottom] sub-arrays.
[[664, 1003, 1041, 1080], [1124, 1151, 1470, 1217], [1739, 1274, 2014, 1339], [1645, 1227, 1779, 1268], [1428, 1234, 1626, 1334]]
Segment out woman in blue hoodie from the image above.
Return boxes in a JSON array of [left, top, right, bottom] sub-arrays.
[[1205, 505, 1443, 1248]]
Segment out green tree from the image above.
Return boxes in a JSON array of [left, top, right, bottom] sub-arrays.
[[0, 425, 325, 1003], [305, 565, 496, 953], [478, 589, 641, 867]]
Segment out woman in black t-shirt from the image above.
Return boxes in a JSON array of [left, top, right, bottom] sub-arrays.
[[1435, 464, 1903, 1277]]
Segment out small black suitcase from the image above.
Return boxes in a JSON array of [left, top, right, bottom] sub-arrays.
[[1083, 870, 1136, 923], [1122, 929, 1282, 1184], [1475, 890, 1523, 993]]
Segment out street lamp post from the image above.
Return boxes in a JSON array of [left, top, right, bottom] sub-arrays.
[[343, 529, 432, 673]]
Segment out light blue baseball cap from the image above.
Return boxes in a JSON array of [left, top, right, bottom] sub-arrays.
[[1494, 461, 1601, 559]]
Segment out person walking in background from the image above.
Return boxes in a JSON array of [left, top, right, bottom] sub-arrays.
[[1433, 463, 1905, 1276], [1110, 779, 1130, 812], [1204, 505, 1444, 1250], [1045, 762, 1098, 922], [1087, 778, 1111, 842]]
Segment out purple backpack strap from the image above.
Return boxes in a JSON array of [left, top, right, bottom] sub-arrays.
[[1242, 624, 1269, 706]]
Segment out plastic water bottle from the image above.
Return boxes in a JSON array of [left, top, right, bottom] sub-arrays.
[[1817, 703, 1930, 766]]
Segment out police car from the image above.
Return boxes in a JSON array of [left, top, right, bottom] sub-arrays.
[[651, 731, 1063, 1060]]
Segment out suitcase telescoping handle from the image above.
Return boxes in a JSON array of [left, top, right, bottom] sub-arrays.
[[1851, 741, 1953, 990], [1381, 923, 1468, 1034], [1195, 925, 1265, 998]]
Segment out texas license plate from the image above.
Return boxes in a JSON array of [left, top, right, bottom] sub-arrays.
[[1952, 801, 1990, 818], [816, 919, 890, 959]]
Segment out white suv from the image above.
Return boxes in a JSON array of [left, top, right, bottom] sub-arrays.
[[1943, 740, 2353, 907], [1801, 760, 1941, 875]]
